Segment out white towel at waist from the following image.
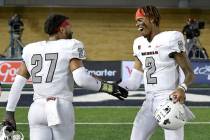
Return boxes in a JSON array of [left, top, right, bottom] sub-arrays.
[[45, 98, 61, 126]]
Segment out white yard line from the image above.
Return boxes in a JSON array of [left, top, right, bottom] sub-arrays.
[[186, 122, 210, 124], [1, 106, 210, 109], [16, 122, 210, 125], [0, 105, 210, 109]]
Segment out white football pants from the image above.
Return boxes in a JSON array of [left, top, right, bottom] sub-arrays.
[[130, 91, 184, 140], [28, 98, 75, 140]]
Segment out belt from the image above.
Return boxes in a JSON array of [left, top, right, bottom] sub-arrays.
[[46, 97, 56, 101]]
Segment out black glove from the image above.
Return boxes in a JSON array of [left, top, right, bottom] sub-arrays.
[[2, 111, 16, 131], [99, 82, 128, 100]]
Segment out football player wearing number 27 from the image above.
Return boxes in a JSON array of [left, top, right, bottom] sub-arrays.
[[118, 5, 195, 140], [2, 14, 128, 140]]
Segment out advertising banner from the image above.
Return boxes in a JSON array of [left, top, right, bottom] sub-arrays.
[[0, 60, 122, 83], [0, 60, 32, 84], [0, 60, 210, 106], [192, 60, 210, 84], [84, 61, 121, 81], [0, 60, 22, 83]]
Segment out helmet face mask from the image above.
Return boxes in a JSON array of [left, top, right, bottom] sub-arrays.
[[0, 126, 24, 140], [154, 101, 186, 130]]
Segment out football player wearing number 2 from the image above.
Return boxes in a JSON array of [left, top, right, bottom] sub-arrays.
[[2, 14, 128, 140], [119, 5, 195, 140]]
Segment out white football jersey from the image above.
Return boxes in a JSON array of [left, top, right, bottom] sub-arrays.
[[133, 31, 185, 92], [22, 39, 86, 101]]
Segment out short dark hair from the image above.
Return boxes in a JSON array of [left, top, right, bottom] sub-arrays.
[[44, 14, 69, 35], [140, 5, 161, 26]]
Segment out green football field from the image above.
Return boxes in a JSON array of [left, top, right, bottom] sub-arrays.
[[0, 107, 210, 140]]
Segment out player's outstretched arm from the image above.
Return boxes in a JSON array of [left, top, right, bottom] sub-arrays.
[[3, 62, 30, 130], [69, 58, 128, 100], [118, 57, 144, 91]]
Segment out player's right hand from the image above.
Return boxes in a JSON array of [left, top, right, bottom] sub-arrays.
[[170, 88, 186, 104], [2, 111, 16, 131], [99, 82, 128, 100]]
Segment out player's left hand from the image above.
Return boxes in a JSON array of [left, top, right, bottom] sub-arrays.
[[2, 111, 16, 131], [170, 88, 186, 104], [99, 82, 128, 100]]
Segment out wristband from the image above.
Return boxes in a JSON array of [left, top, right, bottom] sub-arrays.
[[178, 83, 187, 92]]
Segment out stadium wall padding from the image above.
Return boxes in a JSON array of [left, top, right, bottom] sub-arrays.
[[0, 7, 210, 60]]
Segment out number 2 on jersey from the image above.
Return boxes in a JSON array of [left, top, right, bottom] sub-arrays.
[[145, 57, 157, 84], [31, 53, 58, 83]]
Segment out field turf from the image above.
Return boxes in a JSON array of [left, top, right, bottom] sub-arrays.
[[0, 107, 209, 140]]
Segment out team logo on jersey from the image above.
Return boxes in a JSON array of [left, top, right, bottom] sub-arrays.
[[138, 45, 141, 50], [178, 40, 184, 51], [78, 48, 86, 58]]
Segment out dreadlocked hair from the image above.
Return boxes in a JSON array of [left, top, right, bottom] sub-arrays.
[[141, 5, 161, 26], [44, 14, 69, 35]]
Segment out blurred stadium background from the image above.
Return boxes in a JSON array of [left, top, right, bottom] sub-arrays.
[[0, 0, 210, 140]]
